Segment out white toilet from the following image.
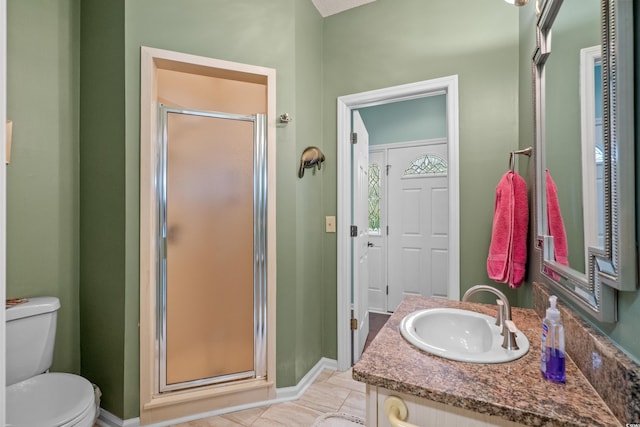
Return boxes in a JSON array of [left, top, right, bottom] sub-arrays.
[[6, 296, 97, 427]]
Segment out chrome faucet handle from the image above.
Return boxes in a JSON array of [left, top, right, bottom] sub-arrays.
[[462, 285, 513, 338], [495, 299, 505, 330], [502, 320, 519, 351]]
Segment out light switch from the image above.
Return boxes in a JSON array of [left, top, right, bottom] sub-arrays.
[[325, 216, 336, 233]]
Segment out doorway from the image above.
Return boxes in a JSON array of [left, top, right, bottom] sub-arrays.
[[369, 140, 450, 314], [336, 76, 460, 369]]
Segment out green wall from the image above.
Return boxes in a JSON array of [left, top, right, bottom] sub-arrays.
[[79, 0, 128, 417], [358, 95, 447, 146], [292, 0, 326, 383], [6, 0, 80, 375], [517, 0, 537, 311]]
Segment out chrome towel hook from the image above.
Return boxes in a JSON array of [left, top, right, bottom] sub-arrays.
[[279, 113, 292, 124]]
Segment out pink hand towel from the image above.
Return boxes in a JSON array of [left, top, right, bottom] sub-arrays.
[[487, 171, 515, 283], [487, 170, 529, 288], [546, 169, 569, 266], [510, 171, 528, 288]]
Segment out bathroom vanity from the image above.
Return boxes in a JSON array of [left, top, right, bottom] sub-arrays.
[[353, 295, 623, 427]]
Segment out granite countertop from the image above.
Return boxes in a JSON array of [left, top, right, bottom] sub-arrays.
[[353, 296, 620, 427]]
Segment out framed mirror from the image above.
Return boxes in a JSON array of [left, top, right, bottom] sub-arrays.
[[533, 0, 635, 322]]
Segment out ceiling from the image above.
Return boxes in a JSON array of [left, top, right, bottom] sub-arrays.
[[310, 0, 376, 17]]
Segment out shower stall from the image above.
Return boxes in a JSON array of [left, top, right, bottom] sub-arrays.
[[139, 48, 276, 424], [156, 105, 268, 392]]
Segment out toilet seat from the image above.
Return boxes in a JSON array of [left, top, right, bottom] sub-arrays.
[[6, 372, 96, 427]]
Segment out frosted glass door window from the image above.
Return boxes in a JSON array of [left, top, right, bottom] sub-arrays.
[[157, 107, 267, 392]]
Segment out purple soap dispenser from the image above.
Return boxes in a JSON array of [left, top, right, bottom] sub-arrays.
[[540, 295, 566, 383]]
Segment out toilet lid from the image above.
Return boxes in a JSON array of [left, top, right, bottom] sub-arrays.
[[6, 373, 95, 427]]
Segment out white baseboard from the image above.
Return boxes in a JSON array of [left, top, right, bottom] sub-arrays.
[[275, 357, 338, 401], [97, 357, 339, 427], [96, 408, 140, 427]]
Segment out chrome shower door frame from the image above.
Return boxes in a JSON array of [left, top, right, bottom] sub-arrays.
[[156, 105, 268, 393]]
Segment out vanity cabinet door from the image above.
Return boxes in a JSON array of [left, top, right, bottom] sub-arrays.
[[370, 386, 524, 427]]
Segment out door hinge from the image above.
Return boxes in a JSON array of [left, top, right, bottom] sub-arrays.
[[350, 225, 358, 237], [386, 164, 391, 175], [350, 318, 358, 330], [386, 225, 389, 235], [386, 285, 389, 295], [350, 132, 358, 144]]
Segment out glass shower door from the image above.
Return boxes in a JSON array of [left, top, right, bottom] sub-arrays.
[[157, 106, 267, 392]]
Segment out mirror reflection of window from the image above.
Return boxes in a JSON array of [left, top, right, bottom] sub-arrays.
[[580, 44, 605, 269]]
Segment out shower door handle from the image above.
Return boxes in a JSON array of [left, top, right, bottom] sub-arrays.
[[167, 224, 180, 244]]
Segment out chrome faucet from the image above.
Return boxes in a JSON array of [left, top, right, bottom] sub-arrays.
[[462, 285, 519, 351]]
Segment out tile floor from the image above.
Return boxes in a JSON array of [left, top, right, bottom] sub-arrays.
[[171, 368, 366, 427]]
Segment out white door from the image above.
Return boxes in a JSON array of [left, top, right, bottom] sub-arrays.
[[387, 143, 449, 311], [352, 111, 370, 363], [367, 150, 387, 313]]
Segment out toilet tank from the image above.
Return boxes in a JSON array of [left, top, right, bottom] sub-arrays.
[[6, 296, 60, 386]]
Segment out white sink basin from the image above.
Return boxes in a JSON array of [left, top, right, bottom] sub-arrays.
[[399, 308, 529, 363]]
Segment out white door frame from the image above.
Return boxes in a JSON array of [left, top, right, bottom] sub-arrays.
[[336, 76, 460, 371]]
